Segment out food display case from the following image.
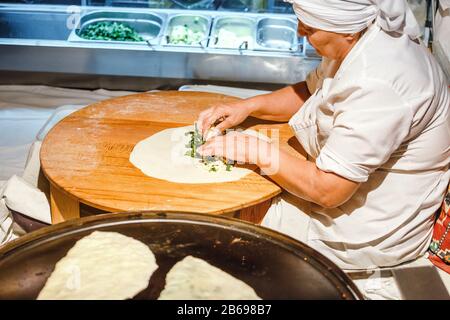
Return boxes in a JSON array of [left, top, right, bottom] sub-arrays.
[[0, 2, 320, 88]]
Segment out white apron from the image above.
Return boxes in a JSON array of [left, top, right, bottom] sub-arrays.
[[261, 77, 329, 242]]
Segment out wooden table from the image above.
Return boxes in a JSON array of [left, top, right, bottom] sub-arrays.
[[41, 91, 304, 224]]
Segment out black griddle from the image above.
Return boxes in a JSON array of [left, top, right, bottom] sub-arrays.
[[0, 211, 363, 300]]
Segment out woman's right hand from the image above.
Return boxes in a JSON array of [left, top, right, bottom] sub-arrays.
[[196, 101, 254, 138]]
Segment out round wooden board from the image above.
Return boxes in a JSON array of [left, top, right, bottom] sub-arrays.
[[41, 91, 303, 218]]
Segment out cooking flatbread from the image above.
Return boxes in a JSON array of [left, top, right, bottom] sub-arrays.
[[158, 255, 261, 300], [129, 125, 270, 184], [38, 231, 157, 300]]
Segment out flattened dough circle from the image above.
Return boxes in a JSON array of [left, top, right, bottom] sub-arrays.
[[38, 231, 158, 300], [159, 255, 261, 300], [129, 125, 256, 184]]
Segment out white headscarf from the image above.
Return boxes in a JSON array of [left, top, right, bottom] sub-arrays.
[[286, 0, 421, 39]]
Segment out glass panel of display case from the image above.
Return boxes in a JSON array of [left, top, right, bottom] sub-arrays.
[[0, 0, 294, 13]]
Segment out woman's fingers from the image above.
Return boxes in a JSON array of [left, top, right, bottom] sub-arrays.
[[200, 107, 228, 137], [214, 116, 234, 133], [197, 136, 223, 156], [197, 102, 250, 138], [198, 132, 242, 159], [197, 108, 215, 134], [198, 131, 273, 166], [196, 109, 213, 133]]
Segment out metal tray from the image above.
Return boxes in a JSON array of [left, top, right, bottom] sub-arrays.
[[0, 211, 362, 300], [208, 16, 256, 50], [161, 13, 212, 48], [255, 17, 299, 52], [68, 10, 167, 46]]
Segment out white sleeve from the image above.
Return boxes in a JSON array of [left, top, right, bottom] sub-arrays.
[[315, 81, 414, 183]]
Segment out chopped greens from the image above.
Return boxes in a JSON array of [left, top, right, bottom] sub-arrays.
[[168, 18, 204, 45], [185, 125, 234, 172], [80, 21, 144, 42], [185, 124, 204, 158]]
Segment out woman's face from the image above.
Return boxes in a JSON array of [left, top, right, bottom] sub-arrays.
[[297, 20, 358, 61]]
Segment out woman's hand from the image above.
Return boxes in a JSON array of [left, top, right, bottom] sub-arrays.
[[197, 131, 274, 166], [196, 101, 254, 139], [196, 81, 311, 138]]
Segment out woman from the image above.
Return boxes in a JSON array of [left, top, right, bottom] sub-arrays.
[[197, 0, 450, 270]]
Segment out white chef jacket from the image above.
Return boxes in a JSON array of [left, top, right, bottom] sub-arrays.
[[262, 23, 450, 270]]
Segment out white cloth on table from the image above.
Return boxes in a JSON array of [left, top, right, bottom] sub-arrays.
[[36, 105, 85, 141], [262, 23, 450, 269], [0, 107, 54, 181], [178, 85, 270, 99], [0, 85, 135, 109], [0, 85, 139, 245], [0, 175, 51, 224]]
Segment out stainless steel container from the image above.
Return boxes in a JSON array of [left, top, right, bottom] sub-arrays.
[[255, 17, 299, 52], [68, 10, 167, 46], [209, 16, 256, 51], [161, 13, 212, 48]]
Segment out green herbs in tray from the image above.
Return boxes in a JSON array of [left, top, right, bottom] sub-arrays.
[[80, 21, 144, 42]]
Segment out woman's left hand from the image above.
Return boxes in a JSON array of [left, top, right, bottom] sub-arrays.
[[197, 131, 273, 166]]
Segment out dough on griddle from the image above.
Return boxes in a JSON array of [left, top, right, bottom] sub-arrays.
[[158, 255, 261, 300], [37, 231, 157, 300]]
